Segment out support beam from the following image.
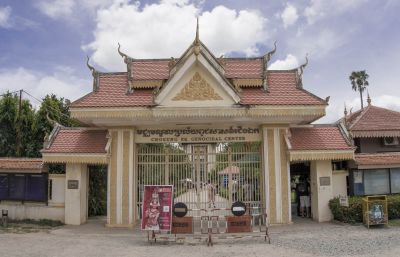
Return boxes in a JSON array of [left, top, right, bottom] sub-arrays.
[[65, 163, 88, 225]]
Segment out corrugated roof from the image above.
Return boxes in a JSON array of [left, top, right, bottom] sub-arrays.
[[42, 128, 108, 154], [290, 126, 353, 151]]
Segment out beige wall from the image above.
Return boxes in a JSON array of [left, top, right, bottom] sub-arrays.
[[0, 202, 64, 222], [332, 170, 348, 197], [310, 160, 333, 222], [107, 129, 135, 228], [65, 163, 88, 225], [49, 174, 65, 206]]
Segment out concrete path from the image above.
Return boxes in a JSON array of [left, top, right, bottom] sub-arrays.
[[0, 217, 399, 257]]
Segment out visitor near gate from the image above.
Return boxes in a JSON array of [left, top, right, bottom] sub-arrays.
[[297, 176, 311, 218]]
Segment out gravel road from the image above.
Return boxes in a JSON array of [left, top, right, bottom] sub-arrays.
[[0, 218, 399, 257]]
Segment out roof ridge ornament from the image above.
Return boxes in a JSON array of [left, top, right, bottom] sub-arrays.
[[194, 17, 200, 56], [297, 54, 308, 88], [263, 41, 277, 91], [117, 43, 130, 64], [367, 91, 372, 106], [86, 56, 99, 92]]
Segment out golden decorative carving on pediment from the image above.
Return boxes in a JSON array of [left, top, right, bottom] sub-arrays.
[[172, 72, 223, 101]]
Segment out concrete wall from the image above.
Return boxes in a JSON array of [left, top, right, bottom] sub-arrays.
[[0, 173, 66, 222], [0, 202, 64, 222], [332, 170, 348, 197], [310, 160, 333, 222]]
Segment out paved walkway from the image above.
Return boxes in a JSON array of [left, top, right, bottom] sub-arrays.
[[0, 217, 399, 257]]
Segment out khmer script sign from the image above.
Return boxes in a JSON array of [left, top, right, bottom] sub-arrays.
[[141, 185, 173, 231], [135, 126, 261, 143]]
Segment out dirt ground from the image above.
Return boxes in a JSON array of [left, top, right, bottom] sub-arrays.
[[0, 217, 399, 257]]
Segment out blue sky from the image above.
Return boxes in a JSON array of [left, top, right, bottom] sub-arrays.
[[0, 0, 399, 122]]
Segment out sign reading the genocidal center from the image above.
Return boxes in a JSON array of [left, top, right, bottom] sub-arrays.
[[141, 185, 173, 231], [135, 126, 261, 143]]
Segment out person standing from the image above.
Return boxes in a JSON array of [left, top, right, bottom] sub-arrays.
[[296, 176, 311, 218]]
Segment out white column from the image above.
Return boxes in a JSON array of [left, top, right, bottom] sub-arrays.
[[65, 163, 88, 225]]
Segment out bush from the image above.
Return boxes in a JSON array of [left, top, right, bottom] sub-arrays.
[[329, 195, 400, 224]]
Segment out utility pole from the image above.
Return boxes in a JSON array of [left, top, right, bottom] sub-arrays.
[[15, 89, 23, 157]]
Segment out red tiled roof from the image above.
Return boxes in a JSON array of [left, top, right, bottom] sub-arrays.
[[42, 128, 108, 154], [240, 71, 325, 105], [347, 105, 400, 131], [355, 153, 400, 166], [290, 126, 353, 151], [225, 59, 263, 79], [131, 60, 170, 80], [0, 158, 43, 170], [71, 73, 154, 108]]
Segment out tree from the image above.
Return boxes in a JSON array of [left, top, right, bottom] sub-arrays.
[[349, 70, 369, 109], [0, 92, 18, 156]]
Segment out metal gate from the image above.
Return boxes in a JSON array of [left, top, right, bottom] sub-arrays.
[[137, 142, 262, 218]]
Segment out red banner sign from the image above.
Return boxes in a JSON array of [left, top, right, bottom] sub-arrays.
[[141, 185, 173, 231]]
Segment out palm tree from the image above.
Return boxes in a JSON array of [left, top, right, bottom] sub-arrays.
[[349, 70, 369, 109]]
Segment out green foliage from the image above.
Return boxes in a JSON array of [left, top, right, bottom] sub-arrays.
[[0, 92, 78, 158], [88, 165, 107, 216], [329, 195, 400, 223]]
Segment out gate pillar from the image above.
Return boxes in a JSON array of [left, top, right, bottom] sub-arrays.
[[65, 163, 88, 225], [107, 128, 136, 228], [262, 126, 291, 224]]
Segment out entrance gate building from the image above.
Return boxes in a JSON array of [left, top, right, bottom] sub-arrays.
[[41, 21, 355, 227], [137, 142, 262, 218]]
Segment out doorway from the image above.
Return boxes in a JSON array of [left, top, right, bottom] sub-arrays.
[[290, 162, 311, 219]]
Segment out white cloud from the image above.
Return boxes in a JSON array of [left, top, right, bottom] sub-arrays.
[[85, 0, 268, 70], [0, 67, 90, 107], [304, 0, 367, 25], [269, 54, 299, 70], [281, 3, 298, 28], [0, 6, 12, 28], [35, 0, 76, 19]]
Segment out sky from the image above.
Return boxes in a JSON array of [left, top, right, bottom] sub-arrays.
[[0, 0, 400, 123]]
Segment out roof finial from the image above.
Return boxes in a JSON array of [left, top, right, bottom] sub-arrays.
[[367, 91, 371, 106], [117, 43, 129, 64], [264, 41, 277, 67], [296, 54, 308, 88], [194, 17, 200, 56], [86, 56, 96, 77], [298, 54, 309, 77], [86, 56, 99, 92], [344, 103, 348, 116], [195, 17, 199, 44]]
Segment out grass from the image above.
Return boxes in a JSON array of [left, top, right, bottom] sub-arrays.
[[389, 219, 400, 226]]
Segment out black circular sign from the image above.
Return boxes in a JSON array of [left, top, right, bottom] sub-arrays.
[[173, 202, 188, 217], [231, 201, 246, 216]]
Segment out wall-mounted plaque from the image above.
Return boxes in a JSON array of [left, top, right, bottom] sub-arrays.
[[67, 180, 79, 189], [319, 177, 331, 186]]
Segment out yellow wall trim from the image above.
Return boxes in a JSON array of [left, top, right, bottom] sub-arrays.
[[289, 150, 354, 161], [42, 153, 109, 164]]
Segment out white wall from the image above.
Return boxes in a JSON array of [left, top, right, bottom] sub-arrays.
[[310, 160, 333, 222], [64, 164, 88, 225], [332, 170, 348, 197]]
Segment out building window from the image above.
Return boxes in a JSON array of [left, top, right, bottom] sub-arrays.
[[391, 168, 400, 193], [363, 169, 390, 195]]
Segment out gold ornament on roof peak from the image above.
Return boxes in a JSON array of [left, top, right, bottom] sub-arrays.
[[172, 72, 223, 101]]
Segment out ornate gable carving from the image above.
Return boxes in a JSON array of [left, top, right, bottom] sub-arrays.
[[172, 72, 223, 101]]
